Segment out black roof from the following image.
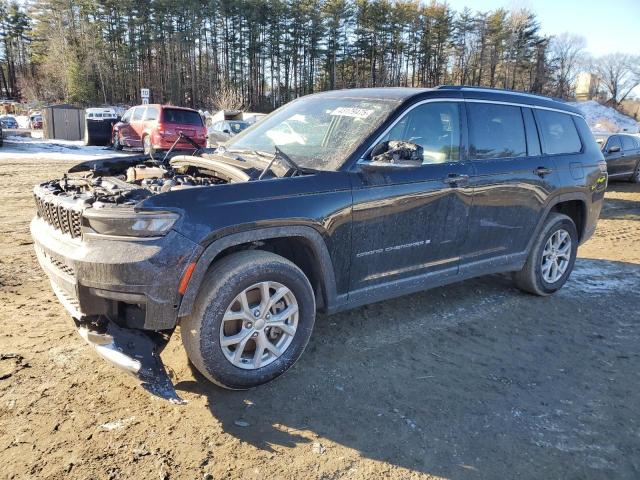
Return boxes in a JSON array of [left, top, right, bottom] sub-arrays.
[[311, 85, 581, 116]]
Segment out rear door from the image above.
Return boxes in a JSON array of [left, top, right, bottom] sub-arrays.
[[349, 100, 473, 294], [461, 102, 558, 266], [161, 108, 202, 140]]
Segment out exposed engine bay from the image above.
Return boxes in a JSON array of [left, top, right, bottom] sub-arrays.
[[37, 153, 267, 207]]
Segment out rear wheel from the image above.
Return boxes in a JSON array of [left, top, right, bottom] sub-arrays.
[[513, 213, 578, 296], [181, 250, 316, 389], [631, 161, 640, 183]]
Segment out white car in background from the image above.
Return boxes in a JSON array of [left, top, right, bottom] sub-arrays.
[[85, 107, 119, 120], [84, 107, 120, 146]]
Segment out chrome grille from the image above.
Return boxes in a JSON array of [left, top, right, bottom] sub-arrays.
[[34, 194, 82, 238]]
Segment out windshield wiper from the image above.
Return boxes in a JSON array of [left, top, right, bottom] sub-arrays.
[[258, 146, 312, 179]]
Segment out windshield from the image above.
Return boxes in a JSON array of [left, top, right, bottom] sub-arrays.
[[226, 95, 401, 171], [594, 135, 608, 150]]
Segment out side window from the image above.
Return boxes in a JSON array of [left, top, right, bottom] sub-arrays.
[[121, 109, 133, 123], [467, 103, 526, 159], [536, 110, 582, 155], [379, 102, 461, 164], [621, 136, 636, 152], [605, 136, 621, 152], [144, 106, 159, 121], [132, 107, 145, 122]]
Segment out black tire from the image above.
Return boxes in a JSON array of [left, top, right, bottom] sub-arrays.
[[513, 213, 578, 296], [631, 161, 640, 183], [181, 250, 316, 389], [143, 135, 155, 157], [112, 131, 123, 150]]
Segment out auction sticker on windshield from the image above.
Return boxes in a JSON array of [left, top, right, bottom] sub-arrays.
[[330, 107, 374, 119]]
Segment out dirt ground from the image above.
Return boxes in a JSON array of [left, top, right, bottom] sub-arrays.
[[1, 156, 639, 480]]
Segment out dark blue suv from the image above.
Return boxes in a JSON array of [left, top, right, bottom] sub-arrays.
[[31, 86, 607, 399]]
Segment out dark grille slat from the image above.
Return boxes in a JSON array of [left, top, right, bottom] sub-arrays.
[[34, 194, 82, 238], [70, 211, 81, 238], [58, 205, 70, 234]]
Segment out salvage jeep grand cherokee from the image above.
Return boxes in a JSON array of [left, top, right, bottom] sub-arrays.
[[31, 86, 607, 400]]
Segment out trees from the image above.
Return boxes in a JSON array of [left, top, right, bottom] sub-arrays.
[[0, 0, 31, 99], [595, 53, 640, 105], [1, 0, 624, 110], [548, 33, 586, 99]]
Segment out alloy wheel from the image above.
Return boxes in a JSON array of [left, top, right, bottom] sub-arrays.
[[219, 281, 299, 370], [541, 229, 572, 283]]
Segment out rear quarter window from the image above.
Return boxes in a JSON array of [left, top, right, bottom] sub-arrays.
[[536, 110, 582, 155], [467, 102, 527, 159]]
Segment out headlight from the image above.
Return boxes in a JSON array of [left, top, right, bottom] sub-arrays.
[[82, 208, 179, 237]]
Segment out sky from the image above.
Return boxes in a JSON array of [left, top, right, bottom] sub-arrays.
[[445, 0, 640, 57]]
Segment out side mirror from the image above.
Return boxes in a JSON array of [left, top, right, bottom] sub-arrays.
[[608, 145, 621, 153], [223, 129, 231, 134], [363, 141, 423, 170]]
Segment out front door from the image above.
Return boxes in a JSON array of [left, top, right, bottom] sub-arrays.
[[349, 101, 473, 296], [604, 136, 625, 176], [620, 135, 640, 176], [129, 106, 146, 148]]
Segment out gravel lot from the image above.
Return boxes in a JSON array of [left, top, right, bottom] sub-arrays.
[[1, 153, 639, 480]]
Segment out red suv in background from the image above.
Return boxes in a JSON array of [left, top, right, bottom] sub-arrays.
[[112, 104, 206, 156]]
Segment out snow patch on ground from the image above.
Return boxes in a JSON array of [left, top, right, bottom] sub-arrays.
[[570, 101, 639, 134], [565, 259, 640, 294], [100, 417, 136, 431], [0, 134, 133, 161]]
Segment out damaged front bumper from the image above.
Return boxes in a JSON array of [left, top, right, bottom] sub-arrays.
[[75, 315, 183, 403], [31, 216, 200, 402], [51, 278, 184, 402]]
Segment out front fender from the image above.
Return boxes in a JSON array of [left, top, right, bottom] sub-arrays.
[[177, 225, 341, 318]]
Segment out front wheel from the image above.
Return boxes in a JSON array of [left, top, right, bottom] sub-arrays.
[[143, 135, 155, 157], [513, 213, 578, 296], [112, 131, 123, 150], [181, 250, 316, 389]]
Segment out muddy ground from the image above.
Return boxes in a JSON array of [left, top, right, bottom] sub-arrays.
[[1, 156, 639, 480]]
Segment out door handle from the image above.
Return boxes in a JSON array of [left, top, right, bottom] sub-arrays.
[[443, 174, 469, 186], [535, 167, 552, 177]]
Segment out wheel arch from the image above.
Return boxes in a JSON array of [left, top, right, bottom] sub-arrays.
[[528, 192, 589, 254], [177, 226, 339, 318]]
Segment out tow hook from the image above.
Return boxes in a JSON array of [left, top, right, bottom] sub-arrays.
[[75, 316, 185, 404]]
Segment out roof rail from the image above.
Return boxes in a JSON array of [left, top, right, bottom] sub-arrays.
[[436, 85, 565, 103]]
